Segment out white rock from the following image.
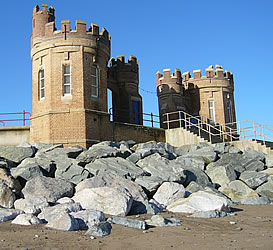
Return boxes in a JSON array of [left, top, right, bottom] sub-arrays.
[[166, 191, 229, 214], [14, 197, 49, 215], [56, 197, 74, 204], [11, 214, 42, 225], [0, 208, 23, 222], [153, 182, 186, 208], [46, 213, 80, 231], [73, 187, 133, 216]]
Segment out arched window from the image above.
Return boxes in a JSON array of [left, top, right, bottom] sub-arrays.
[[38, 69, 45, 100]]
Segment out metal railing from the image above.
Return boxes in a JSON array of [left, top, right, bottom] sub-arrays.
[[163, 110, 273, 144], [0, 111, 31, 126], [109, 108, 160, 128]]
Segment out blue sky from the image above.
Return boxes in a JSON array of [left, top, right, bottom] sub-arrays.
[[0, 0, 272, 127]]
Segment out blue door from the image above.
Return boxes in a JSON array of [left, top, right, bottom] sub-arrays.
[[132, 101, 140, 125]]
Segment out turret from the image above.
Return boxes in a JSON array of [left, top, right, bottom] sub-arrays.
[[108, 55, 143, 124]]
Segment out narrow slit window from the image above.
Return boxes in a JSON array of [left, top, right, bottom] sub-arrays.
[[227, 101, 232, 123], [208, 100, 215, 122], [91, 65, 99, 98], [63, 65, 71, 95], [38, 69, 45, 100]]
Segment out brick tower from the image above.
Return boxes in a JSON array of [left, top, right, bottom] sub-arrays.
[[30, 4, 112, 147], [108, 55, 143, 125], [156, 65, 236, 127]]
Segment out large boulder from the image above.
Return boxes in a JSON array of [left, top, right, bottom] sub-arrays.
[[265, 154, 273, 168], [153, 182, 186, 208], [38, 202, 82, 223], [75, 173, 150, 214], [166, 191, 229, 214], [176, 155, 205, 170], [239, 171, 269, 189], [11, 214, 42, 225], [54, 158, 90, 185], [72, 187, 133, 216], [46, 213, 80, 231], [218, 180, 259, 202], [40, 146, 84, 159], [22, 176, 74, 203], [136, 153, 185, 183], [11, 163, 45, 183], [256, 179, 273, 200], [0, 183, 16, 208], [70, 209, 105, 229], [85, 222, 112, 237], [182, 146, 218, 164], [77, 141, 126, 164], [243, 148, 265, 162], [108, 216, 146, 230], [208, 153, 264, 176], [205, 164, 237, 187], [85, 157, 144, 179], [135, 176, 163, 194], [0, 146, 35, 166], [182, 165, 212, 187], [14, 197, 49, 215], [0, 208, 23, 222]]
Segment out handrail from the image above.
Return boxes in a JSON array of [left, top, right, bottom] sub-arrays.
[[162, 110, 273, 143], [108, 108, 160, 128], [0, 111, 31, 126]]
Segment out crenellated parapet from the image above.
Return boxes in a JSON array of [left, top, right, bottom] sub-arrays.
[[156, 69, 183, 95], [31, 4, 110, 50]]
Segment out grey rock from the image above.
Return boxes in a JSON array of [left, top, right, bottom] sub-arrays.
[[243, 148, 265, 162], [0, 183, 16, 208], [240, 197, 271, 205], [38, 202, 82, 223], [184, 146, 217, 164], [13, 157, 56, 178], [239, 171, 269, 189], [127, 152, 142, 164], [209, 153, 264, 176], [0, 167, 21, 193], [85, 221, 112, 237], [73, 187, 133, 216], [0, 146, 35, 166], [22, 176, 74, 203], [265, 154, 273, 168], [186, 181, 203, 194], [108, 216, 146, 230], [145, 215, 181, 227], [188, 210, 232, 218], [14, 197, 49, 215], [153, 182, 186, 208], [135, 175, 163, 194], [136, 153, 185, 183], [219, 180, 259, 202], [71, 209, 105, 229], [205, 164, 237, 187], [213, 142, 241, 154], [182, 165, 212, 187], [46, 213, 80, 231], [256, 181, 273, 200], [0, 208, 23, 222], [11, 214, 42, 225], [54, 158, 90, 185], [77, 141, 123, 164], [32, 143, 63, 153], [11, 163, 45, 182], [176, 155, 205, 170], [41, 147, 84, 159], [75, 173, 149, 215], [85, 157, 144, 179]]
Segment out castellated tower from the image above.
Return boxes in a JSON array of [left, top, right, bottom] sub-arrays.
[[156, 65, 236, 127], [30, 4, 112, 147], [108, 55, 143, 125]]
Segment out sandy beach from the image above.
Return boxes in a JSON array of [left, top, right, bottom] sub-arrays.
[[0, 205, 272, 250]]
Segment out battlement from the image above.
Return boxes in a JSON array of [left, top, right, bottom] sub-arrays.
[[109, 55, 138, 73], [156, 68, 182, 86], [32, 5, 110, 43], [187, 65, 233, 81]]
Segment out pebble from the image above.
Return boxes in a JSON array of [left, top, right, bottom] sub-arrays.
[[135, 215, 140, 218], [143, 230, 148, 234], [235, 227, 243, 231], [184, 227, 191, 230], [90, 236, 96, 240], [229, 221, 236, 225]]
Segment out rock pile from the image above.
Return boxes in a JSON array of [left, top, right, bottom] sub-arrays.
[[0, 141, 272, 236]]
